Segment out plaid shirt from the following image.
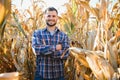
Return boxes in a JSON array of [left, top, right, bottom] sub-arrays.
[[32, 27, 69, 79]]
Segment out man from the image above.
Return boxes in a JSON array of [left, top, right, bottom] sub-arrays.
[[32, 7, 70, 80]]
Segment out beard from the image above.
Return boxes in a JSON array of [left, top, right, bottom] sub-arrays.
[[46, 21, 56, 27]]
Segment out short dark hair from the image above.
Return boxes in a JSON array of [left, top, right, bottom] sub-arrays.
[[45, 7, 58, 14]]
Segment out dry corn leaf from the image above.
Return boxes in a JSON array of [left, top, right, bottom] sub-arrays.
[[112, 2, 119, 12], [86, 30, 96, 50], [4, 0, 11, 16], [105, 18, 114, 30], [71, 50, 89, 68], [0, 72, 19, 80], [11, 39, 21, 71], [100, 0, 107, 20], [115, 30, 120, 38], [0, 0, 5, 25], [76, 1, 92, 12], [108, 36, 118, 71], [91, 8, 99, 21], [97, 56, 114, 80], [86, 53, 104, 80]]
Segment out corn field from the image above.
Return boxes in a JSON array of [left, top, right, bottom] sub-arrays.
[[0, 0, 120, 80]]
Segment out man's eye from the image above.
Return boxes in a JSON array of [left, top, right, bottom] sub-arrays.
[[52, 15, 56, 17], [48, 15, 51, 17], [47, 15, 56, 17]]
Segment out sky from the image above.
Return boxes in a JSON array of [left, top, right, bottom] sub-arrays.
[[12, 0, 118, 17], [12, 0, 69, 15], [12, 0, 101, 15]]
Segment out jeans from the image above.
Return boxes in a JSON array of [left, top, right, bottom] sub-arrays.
[[34, 76, 65, 80]]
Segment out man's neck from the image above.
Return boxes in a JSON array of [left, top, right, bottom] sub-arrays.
[[47, 26, 56, 31]]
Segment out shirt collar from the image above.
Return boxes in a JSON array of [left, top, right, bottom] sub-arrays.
[[43, 26, 60, 33]]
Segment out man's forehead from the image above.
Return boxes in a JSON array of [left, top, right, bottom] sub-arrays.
[[45, 11, 58, 15]]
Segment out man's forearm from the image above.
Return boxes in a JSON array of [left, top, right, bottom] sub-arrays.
[[32, 44, 56, 55]]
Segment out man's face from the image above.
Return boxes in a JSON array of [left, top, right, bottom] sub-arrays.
[[45, 11, 58, 27]]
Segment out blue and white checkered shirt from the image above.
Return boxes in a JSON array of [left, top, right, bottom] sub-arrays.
[[32, 27, 70, 79]]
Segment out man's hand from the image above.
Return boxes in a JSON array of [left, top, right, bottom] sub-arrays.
[[56, 44, 62, 50]]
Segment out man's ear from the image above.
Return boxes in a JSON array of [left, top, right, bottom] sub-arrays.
[[57, 15, 59, 20]]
